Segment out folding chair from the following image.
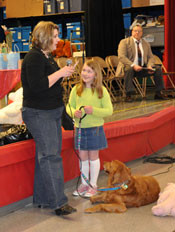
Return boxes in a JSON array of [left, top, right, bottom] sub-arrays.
[[74, 56, 84, 71], [105, 55, 147, 98], [153, 55, 175, 90], [132, 65, 155, 98], [132, 76, 148, 98], [56, 57, 80, 100], [105, 55, 126, 98], [92, 56, 109, 76], [92, 56, 117, 102]]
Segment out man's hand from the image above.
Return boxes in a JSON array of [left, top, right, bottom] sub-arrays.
[[147, 66, 155, 74], [133, 65, 142, 72]]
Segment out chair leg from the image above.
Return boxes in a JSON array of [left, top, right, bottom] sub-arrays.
[[142, 77, 147, 98], [162, 65, 175, 89], [133, 78, 144, 98], [114, 79, 126, 97], [103, 80, 117, 102], [150, 76, 155, 85]]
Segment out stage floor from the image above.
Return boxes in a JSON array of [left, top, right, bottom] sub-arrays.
[[1, 89, 175, 123], [105, 90, 175, 122]]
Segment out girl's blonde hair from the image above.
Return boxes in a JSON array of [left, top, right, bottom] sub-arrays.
[[77, 59, 103, 99], [32, 21, 59, 52]]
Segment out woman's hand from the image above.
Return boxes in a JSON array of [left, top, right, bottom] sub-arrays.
[[84, 106, 93, 114], [48, 65, 75, 87], [59, 65, 75, 78]]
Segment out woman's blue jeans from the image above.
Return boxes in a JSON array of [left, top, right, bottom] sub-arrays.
[[22, 106, 68, 209]]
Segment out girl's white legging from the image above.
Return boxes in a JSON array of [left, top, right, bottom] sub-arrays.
[[80, 159, 100, 187]]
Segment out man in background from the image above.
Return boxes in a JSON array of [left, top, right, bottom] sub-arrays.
[[116, 24, 168, 102]]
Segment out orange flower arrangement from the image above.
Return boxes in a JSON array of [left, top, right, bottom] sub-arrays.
[[52, 39, 77, 58]]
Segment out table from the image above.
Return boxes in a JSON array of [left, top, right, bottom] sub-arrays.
[[0, 69, 21, 100]]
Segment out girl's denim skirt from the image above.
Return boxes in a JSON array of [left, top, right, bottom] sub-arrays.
[[74, 126, 107, 150]]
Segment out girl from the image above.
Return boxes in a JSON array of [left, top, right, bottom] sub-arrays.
[[66, 59, 113, 197]]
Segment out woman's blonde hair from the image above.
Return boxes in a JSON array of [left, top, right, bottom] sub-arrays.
[[32, 21, 59, 51], [77, 59, 103, 99]]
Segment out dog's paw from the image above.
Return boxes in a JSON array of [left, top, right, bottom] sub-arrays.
[[84, 208, 94, 213]]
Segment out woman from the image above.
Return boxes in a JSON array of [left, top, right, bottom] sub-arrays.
[[21, 21, 76, 216]]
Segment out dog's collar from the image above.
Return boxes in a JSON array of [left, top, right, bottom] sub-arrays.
[[98, 180, 129, 192]]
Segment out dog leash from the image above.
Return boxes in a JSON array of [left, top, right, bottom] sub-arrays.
[[77, 107, 129, 192], [77, 106, 92, 186], [98, 180, 129, 192], [77, 108, 129, 192], [77, 106, 87, 151], [81, 175, 129, 192], [77, 107, 100, 189]]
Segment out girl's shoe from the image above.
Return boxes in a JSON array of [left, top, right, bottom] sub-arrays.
[[84, 186, 97, 198], [72, 184, 89, 196]]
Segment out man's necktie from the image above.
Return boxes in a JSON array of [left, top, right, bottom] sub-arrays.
[[136, 41, 142, 66]]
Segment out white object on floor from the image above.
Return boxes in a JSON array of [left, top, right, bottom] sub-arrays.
[[0, 87, 23, 125], [152, 183, 175, 217]]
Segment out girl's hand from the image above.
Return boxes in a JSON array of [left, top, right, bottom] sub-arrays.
[[84, 106, 93, 114], [74, 110, 82, 118]]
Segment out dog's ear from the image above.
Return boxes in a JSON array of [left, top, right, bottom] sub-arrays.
[[103, 161, 109, 168], [111, 161, 132, 185], [111, 160, 120, 172], [103, 161, 110, 171], [111, 172, 120, 185], [128, 168, 131, 174]]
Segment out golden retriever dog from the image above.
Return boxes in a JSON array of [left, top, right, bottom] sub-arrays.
[[85, 160, 160, 213]]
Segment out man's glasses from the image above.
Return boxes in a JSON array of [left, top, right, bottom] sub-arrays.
[[133, 30, 142, 33]]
